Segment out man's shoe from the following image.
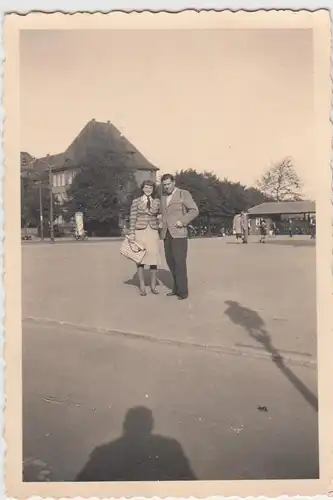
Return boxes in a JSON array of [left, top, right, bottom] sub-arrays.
[[178, 295, 188, 300], [167, 291, 177, 296]]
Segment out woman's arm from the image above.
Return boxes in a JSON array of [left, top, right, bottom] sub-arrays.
[[129, 199, 138, 236]]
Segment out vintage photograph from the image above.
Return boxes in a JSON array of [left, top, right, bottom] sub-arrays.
[[3, 10, 330, 496]]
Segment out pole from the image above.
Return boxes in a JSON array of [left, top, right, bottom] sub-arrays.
[[39, 180, 44, 240], [21, 176, 28, 239], [48, 165, 54, 242]]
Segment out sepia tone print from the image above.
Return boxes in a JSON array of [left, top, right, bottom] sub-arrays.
[[3, 10, 332, 499]]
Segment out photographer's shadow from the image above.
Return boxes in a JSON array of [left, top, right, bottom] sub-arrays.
[[124, 269, 174, 291], [76, 406, 197, 482]]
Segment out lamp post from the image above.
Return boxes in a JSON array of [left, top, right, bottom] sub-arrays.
[[28, 155, 55, 243], [38, 179, 44, 240], [21, 157, 44, 240], [47, 160, 55, 242]]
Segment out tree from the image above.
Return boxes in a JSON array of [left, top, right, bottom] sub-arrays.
[[257, 157, 303, 202], [66, 151, 136, 233], [175, 169, 233, 216], [244, 186, 272, 208], [174, 169, 270, 218]]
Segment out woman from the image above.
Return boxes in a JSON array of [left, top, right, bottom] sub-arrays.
[[128, 180, 161, 296], [259, 219, 267, 243]]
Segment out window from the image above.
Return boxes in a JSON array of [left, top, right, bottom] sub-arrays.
[[53, 174, 59, 187], [67, 171, 75, 185]]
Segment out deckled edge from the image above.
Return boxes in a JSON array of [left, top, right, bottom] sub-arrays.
[[1, 6, 331, 500], [0, 8, 5, 500]]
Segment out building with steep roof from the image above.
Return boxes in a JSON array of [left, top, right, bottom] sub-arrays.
[[24, 119, 159, 203]]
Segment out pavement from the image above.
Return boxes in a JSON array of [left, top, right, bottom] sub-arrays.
[[22, 235, 319, 481]]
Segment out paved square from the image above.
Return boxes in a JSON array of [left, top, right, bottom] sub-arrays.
[[22, 236, 318, 481], [23, 235, 317, 361]]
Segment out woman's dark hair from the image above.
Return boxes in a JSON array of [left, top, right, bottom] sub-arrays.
[[161, 173, 175, 182], [140, 179, 157, 198]]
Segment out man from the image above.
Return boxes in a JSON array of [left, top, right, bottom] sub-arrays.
[[160, 174, 199, 300], [288, 219, 293, 237], [310, 217, 316, 239], [240, 211, 249, 244]]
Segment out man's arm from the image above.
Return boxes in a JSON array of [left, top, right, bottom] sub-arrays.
[[180, 190, 199, 226]]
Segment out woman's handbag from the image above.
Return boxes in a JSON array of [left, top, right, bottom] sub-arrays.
[[120, 235, 146, 264]]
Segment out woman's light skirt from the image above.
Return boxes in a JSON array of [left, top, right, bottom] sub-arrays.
[[135, 226, 161, 267]]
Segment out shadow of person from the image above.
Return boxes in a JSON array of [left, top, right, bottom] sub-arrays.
[[124, 269, 174, 291], [224, 300, 318, 412], [76, 406, 197, 482]]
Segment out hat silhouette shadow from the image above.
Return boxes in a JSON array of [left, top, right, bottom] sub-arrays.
[[76, 406, 197, 482]]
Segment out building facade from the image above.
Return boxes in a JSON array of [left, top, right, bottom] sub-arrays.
[[247, 201, 316, 235], [34, 119, 159, 203], [20, 119, 159, 232]]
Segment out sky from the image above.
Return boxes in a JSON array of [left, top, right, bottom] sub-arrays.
[[20, 28, 314, 196]]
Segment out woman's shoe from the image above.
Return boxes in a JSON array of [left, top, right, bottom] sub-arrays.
[[139, 288, 147, 296], [151, 288, 159, 295]]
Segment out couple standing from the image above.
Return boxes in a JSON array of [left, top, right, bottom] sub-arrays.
[[128, 174, 199, 300]]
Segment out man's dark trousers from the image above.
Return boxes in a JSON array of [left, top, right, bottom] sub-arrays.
[[164, 230, 188, 296]]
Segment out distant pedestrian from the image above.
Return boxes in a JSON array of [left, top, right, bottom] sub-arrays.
[[259, 219, 267, 243], [310, 217, 316, 239], [241, 211, 249, 244], [288, 219, 293, 237], [233, 212, 248, 243], [233, 213, 243, 243]]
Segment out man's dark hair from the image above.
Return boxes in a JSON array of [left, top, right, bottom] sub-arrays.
[[161, 173, 175, 182]]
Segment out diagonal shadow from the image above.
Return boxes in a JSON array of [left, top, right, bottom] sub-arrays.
[[124, 269, 174, 291], [224, 300, 318, 412], [265, 239, 316, 248], [76, 406, 197, 482]]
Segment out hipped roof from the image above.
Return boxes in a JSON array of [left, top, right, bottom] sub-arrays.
[[24, 119, 159, 174], [248, 200, 316, 216]]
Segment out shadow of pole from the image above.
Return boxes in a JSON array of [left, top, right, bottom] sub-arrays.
[[224, 301, 318, 412]]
